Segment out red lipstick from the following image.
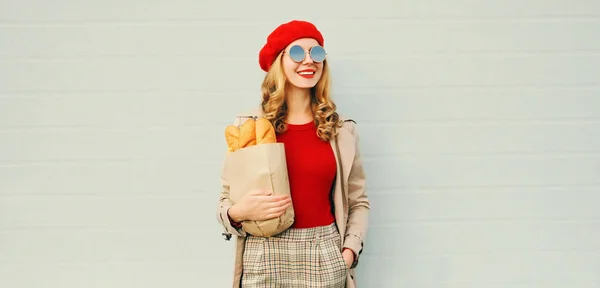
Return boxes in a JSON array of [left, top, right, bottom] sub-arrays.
[[297, 69, 316, 79]]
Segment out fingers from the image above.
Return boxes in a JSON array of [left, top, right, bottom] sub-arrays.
[[267, 200, 291, 213], [260, 198, 291, 220], [264, 196, 291, 208], [244, 190, 292, 221], [264, 205, 290, 219]]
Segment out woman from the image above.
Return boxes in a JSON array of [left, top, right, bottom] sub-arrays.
[[217, 20, 370, 288]]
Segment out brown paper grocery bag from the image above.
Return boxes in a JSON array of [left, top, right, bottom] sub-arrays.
[[223, 142, 295, 237]]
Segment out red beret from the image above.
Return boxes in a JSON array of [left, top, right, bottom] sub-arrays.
[[258, 20, 324, 72]]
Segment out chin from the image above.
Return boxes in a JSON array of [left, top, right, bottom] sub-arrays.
[[294, 83, 318, 89], [289, 76, 321, 89]]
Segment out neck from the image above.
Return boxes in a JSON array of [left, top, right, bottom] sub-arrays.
[[285, 86, 313, 124]]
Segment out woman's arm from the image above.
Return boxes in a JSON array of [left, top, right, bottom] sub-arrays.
[[217, 164, 247, 240], [342, 120, 370, 269]]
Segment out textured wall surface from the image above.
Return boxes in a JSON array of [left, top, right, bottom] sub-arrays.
[[1, 1, 600, 287]]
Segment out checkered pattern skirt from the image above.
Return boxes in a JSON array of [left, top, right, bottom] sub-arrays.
[[241, 222, 348, 288]]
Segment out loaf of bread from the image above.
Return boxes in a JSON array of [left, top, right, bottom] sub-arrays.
[[225, 125, 240, 152], [225, 117, 277, 152], [256, 118, 277, 144], [238, 118, 257, 148]]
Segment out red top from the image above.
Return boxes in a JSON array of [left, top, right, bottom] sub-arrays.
[[277, 121, 337, 228]]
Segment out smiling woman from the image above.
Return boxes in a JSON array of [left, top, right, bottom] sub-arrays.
[[217, 20, 370, 288]]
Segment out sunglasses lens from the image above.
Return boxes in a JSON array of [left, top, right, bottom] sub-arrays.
[[310, 46, 326, 62], [288, 45, 305, 62]]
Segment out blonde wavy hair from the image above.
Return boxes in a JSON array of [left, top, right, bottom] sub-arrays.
[[260, 52, 342, 142]]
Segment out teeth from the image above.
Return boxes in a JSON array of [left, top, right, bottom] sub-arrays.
[[298, 71, 314, 75]]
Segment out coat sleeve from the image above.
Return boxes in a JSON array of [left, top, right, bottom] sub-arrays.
[[342, 120, 370, 269], [216, 161, 248, 240]]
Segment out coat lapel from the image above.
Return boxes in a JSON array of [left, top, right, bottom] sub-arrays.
[[329, 124, 356, 241], [330, 124, 359, 287], [335, 125, 356, 182]]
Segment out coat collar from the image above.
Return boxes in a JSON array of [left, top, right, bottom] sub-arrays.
[[330, 122, 356, 183]]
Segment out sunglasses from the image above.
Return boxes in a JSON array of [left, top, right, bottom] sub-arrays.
[[285, 45, 327, 63]]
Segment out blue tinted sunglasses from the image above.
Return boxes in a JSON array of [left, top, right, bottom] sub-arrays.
[[285, 45, 327, 63]]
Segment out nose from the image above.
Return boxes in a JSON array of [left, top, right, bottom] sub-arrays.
[[302, 51, 314, 64]]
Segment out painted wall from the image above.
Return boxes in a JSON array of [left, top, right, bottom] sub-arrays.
[[1, 1, 599, 287]]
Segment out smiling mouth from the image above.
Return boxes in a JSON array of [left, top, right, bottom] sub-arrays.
[[297, 70, 316, 78]]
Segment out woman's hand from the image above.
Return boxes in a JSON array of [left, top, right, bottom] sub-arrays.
[[228, 189, 292, 222], [342, 248, 355, 269]]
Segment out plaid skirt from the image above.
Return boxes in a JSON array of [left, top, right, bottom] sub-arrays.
[[241, 222, 348, 288]]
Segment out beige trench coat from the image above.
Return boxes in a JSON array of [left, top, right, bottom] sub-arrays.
[[217, 109, 370, 288]]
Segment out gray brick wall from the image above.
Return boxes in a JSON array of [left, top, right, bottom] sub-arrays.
[[1, 1, 599, 287]]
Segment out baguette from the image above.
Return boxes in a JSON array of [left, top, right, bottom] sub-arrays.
[[224, 125, 240, 152], [238, 118, 257, 148], [255, 118, 277, 144], [224, 117, 277, 152]]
